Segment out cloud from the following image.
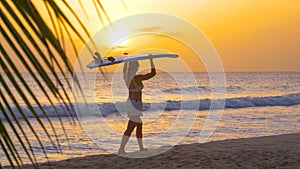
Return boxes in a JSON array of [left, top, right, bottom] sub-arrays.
[[109, 45, 128, 52], [135, 26, 162, 32], [166, 31, 182, 37], [114, 45, 127, 49], [150, 31, 182, 39]]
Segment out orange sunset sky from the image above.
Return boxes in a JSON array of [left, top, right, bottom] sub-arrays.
[[3, 0, 300, 72]]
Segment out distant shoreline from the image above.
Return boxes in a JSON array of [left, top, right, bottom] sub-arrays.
[[5, 133, 300, 169]]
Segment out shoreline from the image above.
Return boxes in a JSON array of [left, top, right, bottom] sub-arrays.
[[6, 133, 300, 169]]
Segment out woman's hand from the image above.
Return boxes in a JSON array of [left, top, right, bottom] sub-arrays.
[[149, 54, 154, 60]]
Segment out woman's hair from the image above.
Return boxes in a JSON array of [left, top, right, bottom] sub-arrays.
[[123, 61, 139, 88]]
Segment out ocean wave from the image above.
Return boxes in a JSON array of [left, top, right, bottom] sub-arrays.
[[101, 93, 300, 114], [1, 93, 300, 120], [162, 85, 243, 94], [0, 103, 77, 120]]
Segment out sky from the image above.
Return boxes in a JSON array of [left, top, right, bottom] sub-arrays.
[[3, 0, 300, 72], [65, 0, 300, 72]]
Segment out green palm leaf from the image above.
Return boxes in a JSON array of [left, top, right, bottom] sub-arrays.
[[0, 0, 114, 168]]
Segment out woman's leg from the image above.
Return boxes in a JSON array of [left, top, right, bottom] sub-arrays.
[[124, 120, 136, 137], [118, 120, 137, 154], [136, 122, 146, 151], [132, 116, 146, 151], [136, 122, 143, 138]]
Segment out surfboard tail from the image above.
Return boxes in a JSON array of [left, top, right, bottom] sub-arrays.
[[93, 52, 104, 63]]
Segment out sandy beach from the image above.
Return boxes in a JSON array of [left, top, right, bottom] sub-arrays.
[[9, 133, 298, 169]]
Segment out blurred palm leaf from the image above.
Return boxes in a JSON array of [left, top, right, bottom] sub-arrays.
[[0, 0, 112, 168]]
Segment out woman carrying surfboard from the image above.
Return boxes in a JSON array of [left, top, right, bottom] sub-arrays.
[[118, 55, 156, 154]]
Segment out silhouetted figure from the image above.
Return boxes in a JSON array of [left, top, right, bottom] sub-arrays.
[[118, 56, 156, 154]]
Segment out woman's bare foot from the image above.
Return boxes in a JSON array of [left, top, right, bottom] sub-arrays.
[[118, 149, 126, 154], [140, 148, 148, 151]]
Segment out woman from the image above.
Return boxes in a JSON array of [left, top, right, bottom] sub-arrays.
[[118, 56, 156, 154]]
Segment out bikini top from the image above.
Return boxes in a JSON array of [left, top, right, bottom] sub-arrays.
[[129, 79, 144, 92]]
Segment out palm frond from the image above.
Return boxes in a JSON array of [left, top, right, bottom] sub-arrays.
[[0, 0, 112, 168], [0, 101, 38, 168]]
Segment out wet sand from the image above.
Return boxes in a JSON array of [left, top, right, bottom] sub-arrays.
[[9, 133, 300, 169]]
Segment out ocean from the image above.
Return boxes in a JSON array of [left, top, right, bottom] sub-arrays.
[[1, 72, 300, 165]]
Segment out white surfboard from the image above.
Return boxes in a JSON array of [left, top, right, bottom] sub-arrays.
[[87, 53, 179, 68]]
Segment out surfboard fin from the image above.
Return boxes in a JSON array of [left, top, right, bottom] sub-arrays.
[[93, 52, 103, 63]]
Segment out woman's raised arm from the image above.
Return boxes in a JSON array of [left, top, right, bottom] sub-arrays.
[[136, 58, 156, 81], [123, 62, 128, 79]]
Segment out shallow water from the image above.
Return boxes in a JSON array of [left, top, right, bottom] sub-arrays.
[[1, 105, 299, 165], [1, 72, 300, 165]]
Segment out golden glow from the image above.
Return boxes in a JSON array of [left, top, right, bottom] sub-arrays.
[[4, 0, 300, 72], [83, 0, 300, 72], [107, 29, 129, 47]]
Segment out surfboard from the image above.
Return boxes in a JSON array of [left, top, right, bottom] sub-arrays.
[[87, 53, 179, 68]]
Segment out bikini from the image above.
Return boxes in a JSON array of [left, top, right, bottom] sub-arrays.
[[129, 80, 144, 92], [126, 79, 144, 116]]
